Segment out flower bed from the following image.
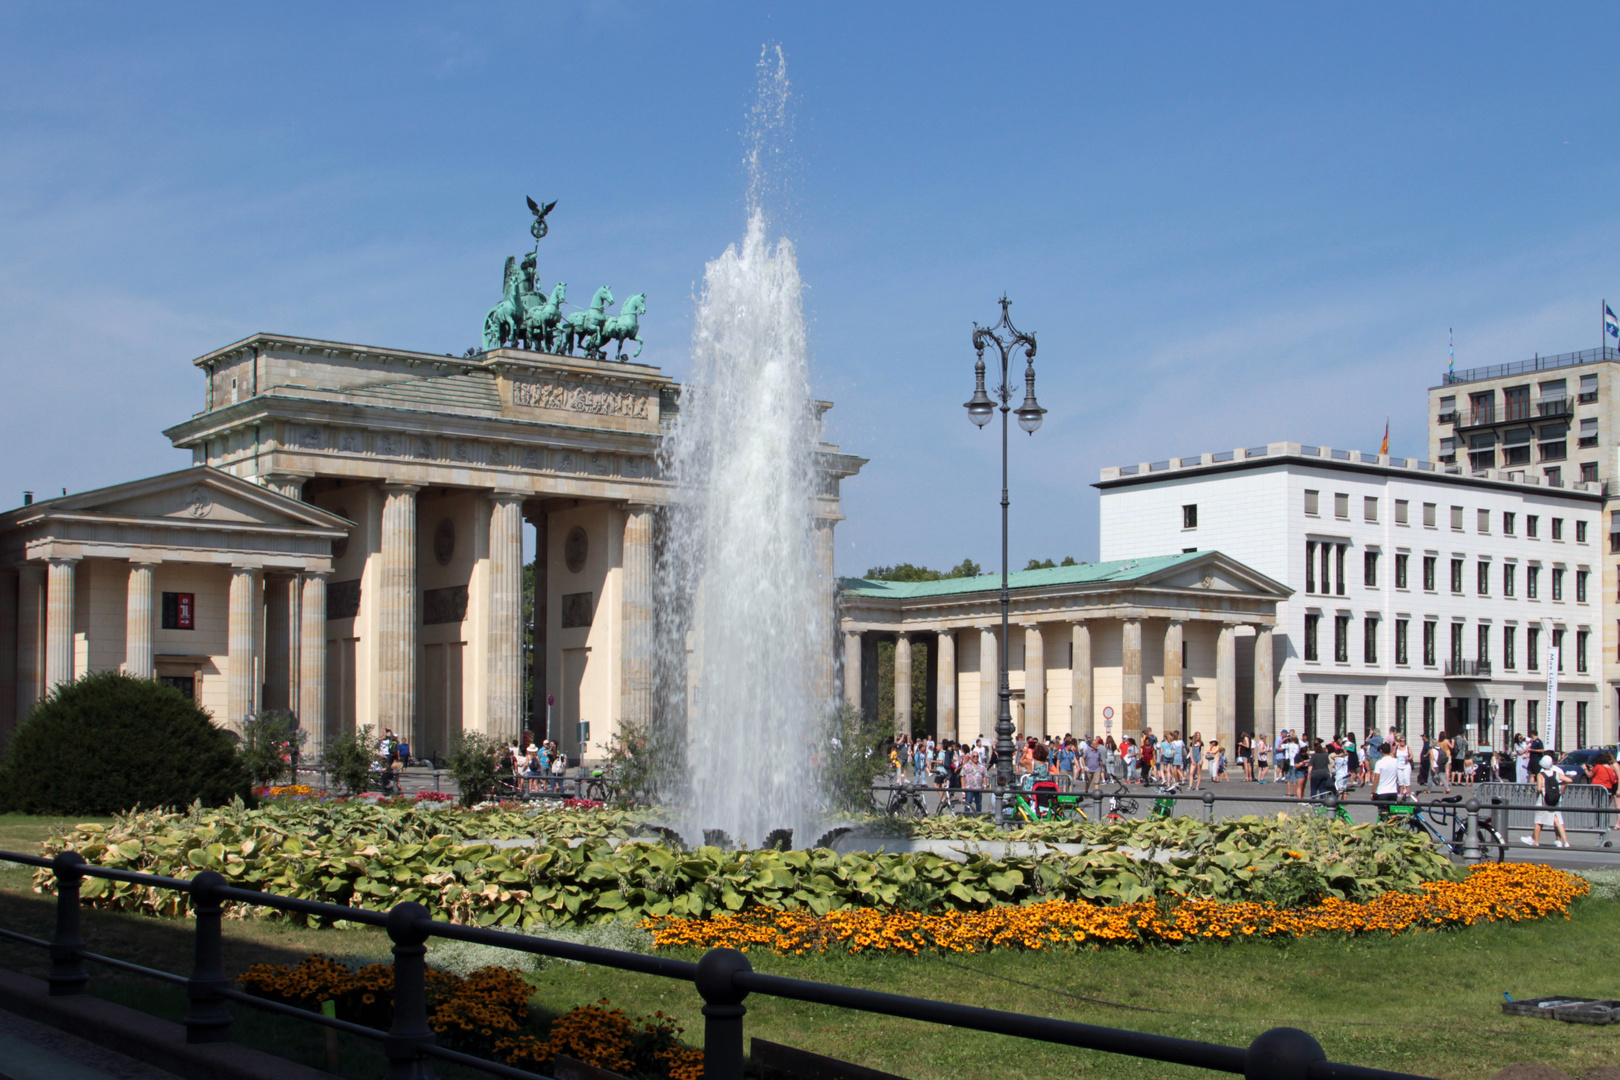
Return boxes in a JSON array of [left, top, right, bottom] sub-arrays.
[[237, 957, 701, 1080], [644, 863, 1587, 955]]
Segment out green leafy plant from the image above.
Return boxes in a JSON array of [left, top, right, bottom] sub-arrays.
[[325, 724, 376, 796], [0, 671, 250, 814], [819, 704, 889, 813], [237, 711, 305, 788], [445, 731, 503, 808]]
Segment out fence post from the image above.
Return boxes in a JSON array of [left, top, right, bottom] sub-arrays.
[[47, 851, 88, 997], [695, 947, 752, 1080], [1094, 788, 1105, 823], [383, 901, 436, 1080], [1463, 798, 1482, 861], [1244, 1026, 1326, 1080], [183, 870, 232, 1043], [1202, 790, 1216, 823]]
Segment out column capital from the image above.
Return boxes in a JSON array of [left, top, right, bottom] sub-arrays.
[[128, 559, 162, 569], [490, 488, 528, 503], [301, 568, 331, 581], [1019, 620, 1044, 631], [380, 481, 423, 495], [45, 555, 80, 566]]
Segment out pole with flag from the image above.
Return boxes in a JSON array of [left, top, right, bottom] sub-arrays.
[[1379, 417, 1390, 458], [1448, 328, 1454, 379], [1605, 301, 1619, 356]]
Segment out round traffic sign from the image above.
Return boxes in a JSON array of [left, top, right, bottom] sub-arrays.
[[1102, 706, 1114, 720]]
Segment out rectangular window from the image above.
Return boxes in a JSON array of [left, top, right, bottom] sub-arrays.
[[1553, 628, 1565, 670], [1504, 699, 1516, 742], [1396, 696, 1408, 736], [1364, 497, 1379, 522], [1395, 553, 1409, 588], [1304, 489, 1319, 516], [1581, 416, 1600, 447], [1334, 694, 1349, 735], [1334, 615, 1350, 663], [1477, 508, 1491, 533], [1577, 569, 1589, 602], [1552, 568, 1564, 600], [1364, 695, 1377, 736], [1423, 502, 1437, 527], [1364, 617, 1378, 664], [1580, 372, 1598, 401], [1578, 702, 1590, 747], [1555, 702, 1565, 751], [1527, 699, 1539, 736], [1395, 619, 1409, 664], [1477, 560, 1489, 595], [1577, 629, 1589, 673], [1335, 544, 1346, 596], [1305, 542, 1316, 593], [1477, 624, 1490, 666], [1504, 626, 1516, 669], [1528, 626, 1540, 670], [1581, 461, 1599, 482], [1528, 565, 1540, 599], [1553, 518, 1564, 540], [160, 592, 195, 631], [1423, 555, 1437, 591], [1450, 505, 1464, 530], [1450, 622, 1464, 665], [1183, 504, 1198, 529], [1504, 512, 1516, 535], [1423, 697, 1436, 739], [1335, 493, 1349, 519], [1304, 694, 1319, 740], [1577, 520, 1589, 543], [1396, 499, 1409, 524], [1506, 385, 1531, 420], [1450, 558, 1464, 593], [1364, 550, 1379, 588], [1528, 515, 1539, 538], [1304, 614, 1320, 661], [1423, 620, 1437, 666], [1470, 390, 1496, 425], [1504, 563, 1516, 597], [1321, 544, 1331, 594]]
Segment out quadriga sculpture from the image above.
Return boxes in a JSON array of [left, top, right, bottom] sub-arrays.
[[599, 293, 646, 360], [557, 285, 615, 359]]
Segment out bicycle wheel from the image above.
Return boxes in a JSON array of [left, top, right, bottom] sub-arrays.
[[1407, 816, 1454, 856]]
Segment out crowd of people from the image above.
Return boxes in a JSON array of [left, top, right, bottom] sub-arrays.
[[501, 733, 571, 794]]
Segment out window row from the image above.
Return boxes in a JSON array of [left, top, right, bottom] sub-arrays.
[[1303, 491, 1588, 542], [1299, 693, 1587, 750], [1301, 616, 1590, 673], [1303, 544, 1588, 601]]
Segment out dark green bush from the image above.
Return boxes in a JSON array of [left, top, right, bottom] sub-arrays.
[[0, 671, 252, 814]]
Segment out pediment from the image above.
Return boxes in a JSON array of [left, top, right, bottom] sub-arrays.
[[30, 467, 349, 532], [1139, 552, 1292, 599]]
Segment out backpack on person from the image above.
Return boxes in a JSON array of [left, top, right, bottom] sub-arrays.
[[1543, 768, 1562, 807]]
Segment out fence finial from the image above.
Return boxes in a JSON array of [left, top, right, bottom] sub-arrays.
[[1245, 1026, 1326, 1080]]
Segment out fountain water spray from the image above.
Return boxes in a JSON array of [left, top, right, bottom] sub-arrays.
[[654, 48, 831, 848]]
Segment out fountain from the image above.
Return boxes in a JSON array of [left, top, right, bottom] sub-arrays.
[[654, 48, 831, 849]]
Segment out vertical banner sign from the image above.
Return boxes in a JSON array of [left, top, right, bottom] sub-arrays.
[[1545, 644, 1559, 751]]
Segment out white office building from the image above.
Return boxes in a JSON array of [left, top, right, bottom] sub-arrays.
[[1096, 442, 1606, 751]]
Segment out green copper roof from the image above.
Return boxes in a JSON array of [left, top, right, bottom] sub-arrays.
[[840, 552, 1205, 599], [341, 371, 502, 413]]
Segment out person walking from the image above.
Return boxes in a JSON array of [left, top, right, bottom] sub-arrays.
[[1188, 731, 1205, 790], [1254, 734, 1271, 784], [1081, 738, 1103, 793], [1308, 739, 1333, 799], [1236, 732, 1252, 782], [1522, 754, 1571, 848]]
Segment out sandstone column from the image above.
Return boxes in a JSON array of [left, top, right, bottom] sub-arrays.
[[44, 557, 78, 689], [227, 565, 257, 723], [1071, 621, 1093, 739], [16, 563, 43, 716], [286, 573, 302, 716], [299, 573, 328, 748], [378, 483, 420, 746], [1216, 622, 1238, 749], [1121, 619, 1143, 738], [1163, 620, 1184, 734], [979, 624, 998, 739], [1253, 625, 1275, 743], [1023, 623, 1045, 738], [620, 503, 654, 739], [261, 473, 307, 499], [487, 492, 525, 743], [528, 512, 548, 741], [935, 628, 957, 742], [893, 634, 912, 738], [842, 630, 862, 710], [814, 519, 837, 701], [123, 562, 157, 680]]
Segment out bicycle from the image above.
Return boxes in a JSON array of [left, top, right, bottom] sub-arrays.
[[1009, 784, 1088, 823], [1301, 791, 1354, 825], [1148, 783, 1180, 821], [1096, 778, 1138, 822], [884, 782, 931, 818], [1380, 795, 1506, 862]]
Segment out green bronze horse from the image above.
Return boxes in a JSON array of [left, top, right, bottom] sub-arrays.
[[520, 281, 566, 353], [481, 256, 523, 350], [599, 293, 646, 360], [558, 285, 614, 358]]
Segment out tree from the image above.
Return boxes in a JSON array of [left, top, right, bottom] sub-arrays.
[[864, 558, 984, 582], [0, 672, 251, 814], [446, 731, 504, 808], [326, 724, 377, 796], [238, 711, 305, 788], [820, 705, 890, 813]]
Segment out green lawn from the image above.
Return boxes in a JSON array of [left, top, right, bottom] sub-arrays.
[[0, 812, 1614, 1079]]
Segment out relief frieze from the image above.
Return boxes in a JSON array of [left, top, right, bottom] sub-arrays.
[[510, 377, 649, 419]]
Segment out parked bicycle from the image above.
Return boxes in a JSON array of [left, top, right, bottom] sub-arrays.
[[1301, 792, 1354, 825], [1379, 795, 1506, 862]]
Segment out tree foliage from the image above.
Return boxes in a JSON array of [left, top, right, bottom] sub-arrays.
[[863, 558, 983, 582], [325, 724, 377, 796], [819, 704, 891, 813], [446, 731, 503, 808], [237, 710, 305, 788], [0, 671, 251, 814]]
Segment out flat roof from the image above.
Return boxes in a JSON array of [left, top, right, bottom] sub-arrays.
[[839, 552, 1204, 599]]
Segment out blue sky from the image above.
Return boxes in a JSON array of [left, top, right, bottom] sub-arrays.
[[4, 3, 1620, 573]]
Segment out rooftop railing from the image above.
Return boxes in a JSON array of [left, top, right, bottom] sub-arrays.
[[1442, 346, 1620, 386]]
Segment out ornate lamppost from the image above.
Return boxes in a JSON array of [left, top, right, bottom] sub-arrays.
[[964, 297, 1046, 795]]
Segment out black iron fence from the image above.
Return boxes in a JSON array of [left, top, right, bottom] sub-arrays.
[[0, 848, 1437, 1080]]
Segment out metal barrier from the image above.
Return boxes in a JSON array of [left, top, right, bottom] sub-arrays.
[[1475, 782, 1615, 841], [0, 848, 1436, 1080]]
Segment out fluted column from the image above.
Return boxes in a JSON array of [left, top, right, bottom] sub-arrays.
[[16, 564, 43, 716], [1023, 623, 1045, 738], [1253, 625, 1275, 743], [935, 628, 957, 742], [528, 513, 548, 741], [227, 565, 257, 723], [261, 473, 306, 499], [378, 483, 420, 745], [842, 629, 862, 710], [44, 557, 78, 690], [1121, 619, 1143, 737], [979, 624, 998, 739], [1071, 621, 1093, 739], [487, 492, 525, 742], [620, 503, 654, 737], [893, 634, 912, 738], [1163, 620, 1184, 733], [299, 573, 328, 747], [1216, 622, 1237, 748], [123, 562, 157, 679], [814, 519, 837, 701]]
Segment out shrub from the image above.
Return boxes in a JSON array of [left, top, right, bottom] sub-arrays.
[[238, 711, 305, 788], [819, 704, 889, 813], [325, 724, 376, 796], [446, 731, 502, 808], [0, 671, 250, 814]]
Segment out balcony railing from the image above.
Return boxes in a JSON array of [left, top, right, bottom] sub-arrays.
[[1444, 660, 1492, 679], [1538, 398, 1574, 418], [1579, 435, 1599, 448], [1580, 390, 1599, 403]]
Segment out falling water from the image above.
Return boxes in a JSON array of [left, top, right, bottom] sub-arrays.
[[655, 48, 829, 847]]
